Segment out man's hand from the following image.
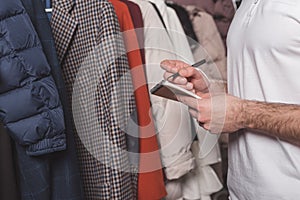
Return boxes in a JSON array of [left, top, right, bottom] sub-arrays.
[[161, 60, 300, 144], [160, 60, 209, 93], [178, 93, 245, 134]]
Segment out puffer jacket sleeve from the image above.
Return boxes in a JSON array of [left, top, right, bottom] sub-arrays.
[[0, 0, 66, 156]]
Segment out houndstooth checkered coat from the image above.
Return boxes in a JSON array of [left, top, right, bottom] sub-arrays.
[[51, 0, 138, 199]]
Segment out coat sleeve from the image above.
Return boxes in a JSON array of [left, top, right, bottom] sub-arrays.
[[0, 5, 66, 156]]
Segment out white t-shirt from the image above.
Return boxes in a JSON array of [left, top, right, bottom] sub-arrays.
[[227, 0, 300, 199]]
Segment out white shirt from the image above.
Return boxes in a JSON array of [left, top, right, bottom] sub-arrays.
[[227, 0, 300, 199]]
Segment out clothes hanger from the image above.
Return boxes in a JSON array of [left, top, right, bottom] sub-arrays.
[[45, 8, 53, 13], [44, 0, 52, 13]]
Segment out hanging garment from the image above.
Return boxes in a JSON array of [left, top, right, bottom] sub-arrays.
[[214, 0, 235, 48], [0, 126, 20, 200], [144, 2, 223, 199], [109, 1, 166, 199], [119, 0, 144, 166], [165, 141, 223, 200], [235, 0, 242, 9], [0, 0, 86, 199], [166, 116, 223, 200], [170, 0, 235, 48], [231, 0, 237, 10], [185, 6, 227, 81], [145, 0, 197, 177], [21, 0, 84, 199], [51, 0, 137, 199], [130, 0, 195, 181], [120, 0, 146, 65], [166, 2, 199, 52], [40, 0, 52, 19], [109, 2, 140, 198], [0, 0, 65, 157], [181, 141, 223, 200], [170, 5, 226, 193], [147, 0, 194, 63]]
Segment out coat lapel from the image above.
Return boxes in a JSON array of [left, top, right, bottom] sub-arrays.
[[51, 0, 78, 63]]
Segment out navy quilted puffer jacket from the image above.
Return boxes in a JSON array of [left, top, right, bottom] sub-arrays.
[[0, 0, 66, 156]]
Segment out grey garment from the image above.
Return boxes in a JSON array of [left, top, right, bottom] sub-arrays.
[[0, 125, 20, 200], [51, 0, 137, 199]]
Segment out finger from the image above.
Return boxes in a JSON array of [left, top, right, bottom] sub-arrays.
[[161, 60, 187, 72], [203, 123, 210, 131], [189, 108, 206, 127], [190, 77, 209, 92], [198, 121, 205, 126], [163, 72, 176, 80], [171, 82, 194, 90], [177, 95, 199, 110], [178, 67, 197, 78], [161, 60, 191, 74], [196, 92, 210, 99], [184, 82, 194, 90], [161, 60, 178, 73], [163, 72, 194, 89], [164, 73, 189, 85], [179, 67, 207, 80], [188, 107, 198, 119]]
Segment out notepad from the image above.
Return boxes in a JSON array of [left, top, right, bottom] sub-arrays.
[[150, 80, 201, 101]]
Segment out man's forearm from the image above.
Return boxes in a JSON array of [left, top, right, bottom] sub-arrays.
[[241, 100, 300, 144]]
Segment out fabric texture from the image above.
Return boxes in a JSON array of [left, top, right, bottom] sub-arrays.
[[51, 0, 137, 199], [109, 1, 167, 199], [0, 0, 84, 199], [227, 0, 300, 199], [170, 0, 235, 48], [146, 0, 196, 179], [135, 1, 223, 198], [119, 0, 144, 164], [181, 141, 223, 200], [130, 0, 196, 181], [109, 2, 140, 199], [148, 0, 194, 63], [120, 0, 145, 65], [0, 125, 20, 200], [40, 0, 52, 19], [166, 2, 198, 52], [0, 0, 66, 157], [21, 0, 84, 199], [185, 6, 227, 81], [165, 141, 223, 200]]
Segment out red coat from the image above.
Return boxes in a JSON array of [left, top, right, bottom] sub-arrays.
[[109, 1, 167, 199]]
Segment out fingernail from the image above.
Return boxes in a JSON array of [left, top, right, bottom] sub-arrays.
[[186, 82, 193, 90], [178, 77, 187, 84], [177, 96, 182, 102]]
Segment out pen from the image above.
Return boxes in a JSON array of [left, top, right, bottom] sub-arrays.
[[167, 59, 206, 81]]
